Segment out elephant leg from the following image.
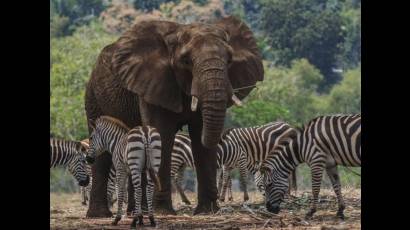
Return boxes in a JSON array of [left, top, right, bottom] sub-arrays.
[[138, 100, 177, 215], [86, 151, 113, 217], [189, 122, 219, 215]]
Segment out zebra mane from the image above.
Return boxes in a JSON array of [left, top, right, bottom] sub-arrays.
[[220, 127, 235, 139], [97, 116, 130, 131]]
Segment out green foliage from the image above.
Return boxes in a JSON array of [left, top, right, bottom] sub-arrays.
[[322, 66, 361, 114], [50, 0, 106, 37], [229, 59, 324, 127], [339, 3, 361, 69], [259, 0, 345, 89], [134, 0, 177, 11], [50, 168, 79, 193], [50, 21, 116, 140]]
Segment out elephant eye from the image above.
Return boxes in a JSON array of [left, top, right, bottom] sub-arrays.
[[181, 54, 191, 66]]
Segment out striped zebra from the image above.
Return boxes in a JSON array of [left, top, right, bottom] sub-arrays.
[[217, 122, 297, 202], [86, 116, 162, 227], [171, 122, 297, 203], [50, 138, 90, 187], [79, 139, 128, 207], [260, 114, 361, 219]]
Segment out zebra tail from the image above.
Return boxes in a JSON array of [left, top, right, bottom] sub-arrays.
[[148, 168, 162, 192]]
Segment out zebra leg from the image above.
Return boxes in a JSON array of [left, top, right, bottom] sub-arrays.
[[130, 172, 144, 227], [112, 167, 127, 226], [174, 167, 191, 205], [219, 167, 230, 202], [305, 163, 325, 220], [326, 165, 345, 219], [146, 173, 156, 227], [81, 187, 87, 205], [217, 169, 223, 197], [238, 165, 249, 202], [227, 174, 233, 202]]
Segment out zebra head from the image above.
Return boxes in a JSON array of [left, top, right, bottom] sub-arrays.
[[260, 162, 289, 214], [253, 170, 265, 195], [68, 141, 90, 186]]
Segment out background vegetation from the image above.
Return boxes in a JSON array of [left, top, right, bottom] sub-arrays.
[[50, 0, 361, 193]]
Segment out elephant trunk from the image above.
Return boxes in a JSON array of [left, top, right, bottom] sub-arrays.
[[192, 59, 228, 148]]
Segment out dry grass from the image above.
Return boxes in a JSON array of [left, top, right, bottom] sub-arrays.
[[50, 188, 360, 229]]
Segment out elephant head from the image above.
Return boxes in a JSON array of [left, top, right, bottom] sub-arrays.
[[111, 16, 263, 148]]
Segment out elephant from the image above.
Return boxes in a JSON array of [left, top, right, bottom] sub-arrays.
[[84, 16, 263, 217]]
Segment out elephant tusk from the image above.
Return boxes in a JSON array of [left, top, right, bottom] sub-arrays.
[[191, 96, 198, 111], [232, 94, 243, 106]]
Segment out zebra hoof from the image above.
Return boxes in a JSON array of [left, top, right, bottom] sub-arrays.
[[111, 216, 121, 225], [81, 201, 87, 206], [336, 211, 345, 220], [305, 209, 316, 220], [137, 215, 144, 226], [149, 215, 156, 227]]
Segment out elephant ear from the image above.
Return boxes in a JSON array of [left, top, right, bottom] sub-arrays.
[[112, 21, 183, 113], [214, 16, 264, 101]]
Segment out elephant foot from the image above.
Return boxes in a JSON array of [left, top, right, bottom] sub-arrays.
[[244, 193, 249, 202], [154, 200, 176, 215], [86, 203, 113, 218], [149, 215, 156, 227], [193, 200, 219, 215]]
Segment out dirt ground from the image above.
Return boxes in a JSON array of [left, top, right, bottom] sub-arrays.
[[50, 188, 361, 230]]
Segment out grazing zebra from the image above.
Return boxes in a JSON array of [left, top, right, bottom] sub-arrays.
[[171, 122, 297, 203], [216, 122, 298, 202], [260, 114, 361, 219], [86, 116, 162, 227], [50, 138, 90, 187]]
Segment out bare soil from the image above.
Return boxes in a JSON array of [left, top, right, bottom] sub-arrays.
[[50, 188, 361, 229]]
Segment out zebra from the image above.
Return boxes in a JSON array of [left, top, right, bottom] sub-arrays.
[[171, 122, 297, 203], [50, 138, 90, 187], [260, 114, 361, 219], [86, 116, 162, 227], [79, 139, 128, 207], [216, 122, 298, 202]]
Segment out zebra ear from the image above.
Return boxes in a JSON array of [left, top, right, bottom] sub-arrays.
[[76, 141, 88, 153], [80, 139, 89, 150]]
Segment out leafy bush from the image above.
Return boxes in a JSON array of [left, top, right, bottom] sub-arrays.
[[50, 21, 116, 140]]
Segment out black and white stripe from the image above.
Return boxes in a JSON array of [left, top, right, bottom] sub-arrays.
[[170, 121, 296, 203], [261, 114, 361, 219], [216, 122, 297, 202], [50, 138, 90, 186], [86, 116, 162, 227]]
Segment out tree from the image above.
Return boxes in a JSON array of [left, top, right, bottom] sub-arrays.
[[133, 0, 176, 11], [50, 22, 116, 140], [260, 0, 345, 90], [322, 66, 361, 114]]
